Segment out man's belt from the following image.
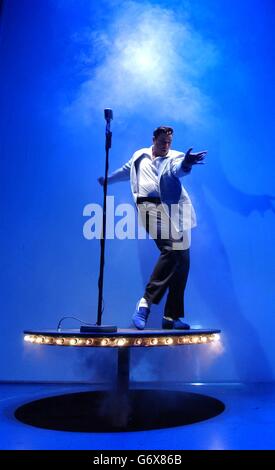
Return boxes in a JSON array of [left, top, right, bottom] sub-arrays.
[[136, 197, 161, 204]]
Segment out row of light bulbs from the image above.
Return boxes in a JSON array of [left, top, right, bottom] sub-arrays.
[[24, 333, 220, 348]]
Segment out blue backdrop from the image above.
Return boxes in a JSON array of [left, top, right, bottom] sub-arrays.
[[0, 0, 274, 383]]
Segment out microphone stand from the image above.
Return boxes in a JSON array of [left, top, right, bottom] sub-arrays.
[[81, 109, 117, 333]]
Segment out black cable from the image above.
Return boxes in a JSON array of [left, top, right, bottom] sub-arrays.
[[56, 316, 96, 332]]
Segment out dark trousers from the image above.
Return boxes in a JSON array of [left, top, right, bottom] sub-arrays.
[[140, 205, 190, 319]]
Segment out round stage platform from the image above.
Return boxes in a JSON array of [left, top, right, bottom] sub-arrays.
[[19, 327, 224, 431]]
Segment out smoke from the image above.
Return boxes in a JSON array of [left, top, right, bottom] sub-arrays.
[[66, 1, 217, 126]]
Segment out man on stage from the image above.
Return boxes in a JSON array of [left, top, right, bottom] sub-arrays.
[[98, 126, 206, 330]]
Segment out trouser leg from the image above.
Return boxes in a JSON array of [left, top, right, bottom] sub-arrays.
[[139, 203, 190, 317], [143, 240, 183, 305], [164, 248, 190, 319]]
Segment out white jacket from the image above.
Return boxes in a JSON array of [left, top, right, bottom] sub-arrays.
[[108, 147, 196, 233]]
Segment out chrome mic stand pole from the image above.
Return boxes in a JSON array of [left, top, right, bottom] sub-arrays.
[[81, 109, 117, 333]]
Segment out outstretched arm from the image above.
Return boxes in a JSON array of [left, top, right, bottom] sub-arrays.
[[98, 157, 132, 186], [183, 147, 207, 168], [172, 148, 207, 177]]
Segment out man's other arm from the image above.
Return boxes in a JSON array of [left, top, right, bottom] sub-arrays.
[[98, 157, 132, 186]]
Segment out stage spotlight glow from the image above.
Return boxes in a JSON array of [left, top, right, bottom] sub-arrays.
[[68, 2, 217, 125]]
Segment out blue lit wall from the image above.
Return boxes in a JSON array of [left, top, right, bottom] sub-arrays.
[[0, 0, 274, 383]]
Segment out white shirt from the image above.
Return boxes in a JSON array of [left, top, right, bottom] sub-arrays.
[[136, 149, 167, 197]]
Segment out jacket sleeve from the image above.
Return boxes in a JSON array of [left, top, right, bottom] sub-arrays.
[[107, 157, 132, 184], [171, 154, 192, 178]]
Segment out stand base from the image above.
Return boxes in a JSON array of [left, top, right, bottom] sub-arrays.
[[80, 325, 117, 333]]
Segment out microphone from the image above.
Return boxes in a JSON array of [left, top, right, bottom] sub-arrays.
[[104, 108, 113, 122], [104, 109, 112, 149]]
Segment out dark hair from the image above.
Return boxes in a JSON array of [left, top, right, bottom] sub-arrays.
[[153, 126, 174, 139]]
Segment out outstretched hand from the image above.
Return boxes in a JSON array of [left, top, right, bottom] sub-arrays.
[[184, 148, 207, 166]]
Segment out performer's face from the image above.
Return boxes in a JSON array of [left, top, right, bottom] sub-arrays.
[[153, 133, 173, 156]]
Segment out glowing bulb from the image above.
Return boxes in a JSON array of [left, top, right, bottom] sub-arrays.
[[165, 337, 173, 345], [56, 338, 65, 345], [117, 338, 126, 347], [213, 334, 220, 342], [150, 338, 158, 345], [101, 338, 109, 346]]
